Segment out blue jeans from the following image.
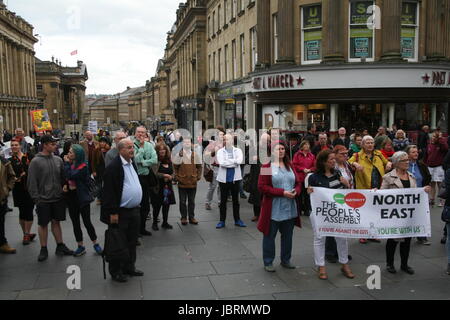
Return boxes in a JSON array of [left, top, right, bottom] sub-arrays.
[[447, 223, 450, 264], [263, 219, 295, 266]]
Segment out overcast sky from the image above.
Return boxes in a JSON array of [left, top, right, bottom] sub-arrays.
[[6, 0, 181, 94]]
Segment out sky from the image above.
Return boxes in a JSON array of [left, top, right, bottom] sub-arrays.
[[5, 0, 181, 95]]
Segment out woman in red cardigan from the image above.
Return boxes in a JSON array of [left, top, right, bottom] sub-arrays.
[[292, 140, 316, 216], [257, 141, 302, 273]]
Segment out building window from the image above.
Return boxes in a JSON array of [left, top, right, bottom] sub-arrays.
[[349, 1, 375, 61], [208, 54, 212, 81], [37, 84, 43, 91], [232, 0, 237, 19], [218, 48, 222, 82], [208, 16, 211, 38], [240, 34, 245, 77], [232, 40, 237, 79], [224, 44, 229, 81], [213, 11, 216, 35], [213, 52, 216, 81], [250, 27, 257, 71], [224, 0, 228, 25], [301, 4, 322, 64], [401, 1, 419, 61], [273, 14, 278, 63], [218, 5, 221, 31]]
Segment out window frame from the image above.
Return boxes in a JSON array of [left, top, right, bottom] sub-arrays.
[[301, 4, 323, 65], [348, 0, 375, 62], [401, 0, 420, 62]]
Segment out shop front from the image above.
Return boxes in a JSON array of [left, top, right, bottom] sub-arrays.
[[252, 64, 450, 139], [174, 98, 205, 134], [218, 84, 247, 130]]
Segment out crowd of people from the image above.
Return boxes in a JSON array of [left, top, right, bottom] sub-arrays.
[[0, 123, 449, 284]]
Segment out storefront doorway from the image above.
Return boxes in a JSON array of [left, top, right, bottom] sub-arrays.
[[338, 104, 382, 134]]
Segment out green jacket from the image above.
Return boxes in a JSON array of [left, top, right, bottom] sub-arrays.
[[133, 139, 157, 176]]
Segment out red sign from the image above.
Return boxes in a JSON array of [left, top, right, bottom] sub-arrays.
[[253, 73, 306, 91], [344, 193, 366, 209]]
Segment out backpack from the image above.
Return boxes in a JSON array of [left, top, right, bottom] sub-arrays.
[[102, 224, 130, 279]]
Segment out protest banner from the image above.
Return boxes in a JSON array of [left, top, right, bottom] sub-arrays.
[[310, 188, 431, 239], [31, 109, 52, 133]]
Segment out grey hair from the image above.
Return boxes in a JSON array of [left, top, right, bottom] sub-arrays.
[[361, 135, 374, 144], [117, 138, 133, 151], [391, 151, 408, 165], [405, 145, 418, 155]]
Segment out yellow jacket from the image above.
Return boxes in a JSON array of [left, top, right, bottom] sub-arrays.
[[348, 150, 388, 189]]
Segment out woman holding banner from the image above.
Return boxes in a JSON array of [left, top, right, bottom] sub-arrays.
[[257, 141, 301, 273], [381, 151, 431, 275], [307, 150, 355, 280]]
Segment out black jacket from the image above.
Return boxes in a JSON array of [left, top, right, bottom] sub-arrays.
[[333, 136, 351, 149], [414, 161, 432, 187], [100, 155, 139, 224]]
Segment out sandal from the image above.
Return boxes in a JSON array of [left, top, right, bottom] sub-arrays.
[[341, 264, 355, 279], [318, 266, 328, 280]]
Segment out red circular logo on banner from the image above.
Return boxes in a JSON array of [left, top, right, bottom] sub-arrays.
[[344, 193, 366, 209]]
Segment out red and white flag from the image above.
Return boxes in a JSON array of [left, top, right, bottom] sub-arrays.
[[70, 50, 78, 56]]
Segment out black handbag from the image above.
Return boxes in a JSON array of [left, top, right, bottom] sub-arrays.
[[438, 183, 447, 199], [87, 176, 100, 198], [243, 173, 251, 193], [442, 206, 450, 223], [102, 224, 130, 279], [147, 169, 158, 187]]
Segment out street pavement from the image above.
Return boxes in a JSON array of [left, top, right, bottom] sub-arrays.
[[0, 180, 449, 300]]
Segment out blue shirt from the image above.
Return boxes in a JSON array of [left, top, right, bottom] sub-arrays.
[[408, 161, 423, 187], [120, 156, 143, 208], [271, 164, 298, 221], [226, 148, 235, 183]]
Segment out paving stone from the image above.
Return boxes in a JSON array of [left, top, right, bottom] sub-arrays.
[[273, 287, 374, 300], [140, 261, 217, 280], [0, 291, 19, 300], [274, 266, 337, 292], [211, 258, 263, 275], [0, 273, 38, 291], [142, 276, 218, 300], [68, 280, 143, 300], [209, 271, 293, 299], [186, 239, 255, 262], [225, 294, 276, 300], [16, 288, 69, 300]]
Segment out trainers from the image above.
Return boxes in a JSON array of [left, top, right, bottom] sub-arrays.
[[29, 234, 37, 242], [264, 265, 276, 273], [55, 244, 74, 256], [23, 234, 31, 245], [73, 246, 86, 257], [234, 220, 247, 228], [0, 243, 16, 254], [240, 193, 247, 199], [38, 247, 48, 262], [280, 262, 296, 269], [216, 221, 225, 229], [205, 203, 212, 211], [162, 223, 173, 229], [152, 223, 159, 231], [417, 238, 431, 246], [93, 244, 103, 255]]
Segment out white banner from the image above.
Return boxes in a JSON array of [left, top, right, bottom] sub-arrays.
[[310, 188, 431, 239], [88, 121, 98, 134]]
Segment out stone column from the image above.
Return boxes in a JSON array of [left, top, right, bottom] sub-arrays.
[[276, 0, 295, 64], [430, 104, 437, 130], [330, 104, 339, 132], [380, 0, 403, 61], [388, 104, 396, 130], [0, 36, 4, 93], [381, 104, 388, 127], [425, 0, 447, 61], [256, 0, 271, 68], [322, 0, 345, 63]]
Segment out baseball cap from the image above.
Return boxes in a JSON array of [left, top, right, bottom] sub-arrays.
[[40, 134, 59, 145]]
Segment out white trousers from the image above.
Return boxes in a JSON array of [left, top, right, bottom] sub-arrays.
[[310, 216, 349, 267]]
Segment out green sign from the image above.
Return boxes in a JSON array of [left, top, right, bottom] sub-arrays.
[[350, 1, 373, 24], [401, 28, 415, 58], [305, 40, 321, 61], [354, 38, 369, 58], [401, 2, 417, 25], [303, 5, 322, 28]]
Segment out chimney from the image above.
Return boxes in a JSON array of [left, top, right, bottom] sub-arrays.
[[51, 56, 54, 63], [77, 60, 83, 67]]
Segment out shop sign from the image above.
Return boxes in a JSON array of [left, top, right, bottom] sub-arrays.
[[401, 28, 415, 59], [303, 5, 322, 28], [252, 73, 305, 91], [350, 1, 373, 25], [218, 85, 245, 99], [401, 2, 417, 25], [422, 72, 450, 87]]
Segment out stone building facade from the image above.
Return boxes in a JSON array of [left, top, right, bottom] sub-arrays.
[[0, 0, 38, 134], [35, 58, 88, 130]]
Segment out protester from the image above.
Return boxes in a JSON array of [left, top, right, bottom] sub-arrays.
[[444, 167, 450, 275], [14, 128, 31, 154], [216, 134, 246, 229], [349, 135, 392, 244], [287, 133, 301, 161], [105, 131, 127, 168], [381, 151, 431, 275], [248, 132, 271, 222], [393, 130, 410, 152], [292, 140, 316, 216], [60, 139, 74, 160], [405, 145, 432, 245], [63, 145, 102, 256], [374, 126, 389, 150], [27, 135, 74, 261], [307, 150, 354, 280], [424, 130, 448, 208], [333, 128, 351, 149], [348, 134, 363, 158], [151, 144, 175, 230], [155, 135, 166, 146], [312, 133, 332, 156], [257, 141, 301, 272], [80, 131, 99, 174], [133, 126, 158, 236], [101, 138, 144, 283], [418, 125, 430, 160], [92, 137, 111, 205], [380, 138, 395, 160], [174, 138, 202, 226], [303, 124, 318, 149], [204, 127, 225, 210], [10, 139, 36, 245], [0, 155, 16, 254]]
